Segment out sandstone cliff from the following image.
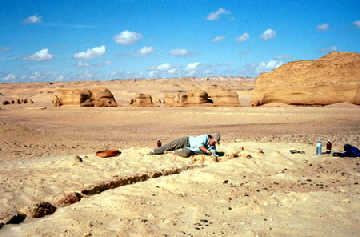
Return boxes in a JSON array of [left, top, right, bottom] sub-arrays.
[[252, 52, 360, 106]]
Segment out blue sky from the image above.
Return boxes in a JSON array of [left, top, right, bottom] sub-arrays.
[[0, 0, 359, 82]]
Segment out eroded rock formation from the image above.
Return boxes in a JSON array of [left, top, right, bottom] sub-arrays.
[[52, 88, 117, 107], [252, 52, 360, 106], [165, 89, 240, 106], [208, 89, 240, 106], [129, 93, 154, 107]]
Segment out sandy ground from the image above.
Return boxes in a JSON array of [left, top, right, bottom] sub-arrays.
[[1, 142, 360, 236], [1, 78, 360, 236]]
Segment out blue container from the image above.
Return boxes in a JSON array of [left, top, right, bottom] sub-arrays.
[[316, 141, 322, 155]]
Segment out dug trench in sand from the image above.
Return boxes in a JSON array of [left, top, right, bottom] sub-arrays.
[[0, 142, 360, 236]]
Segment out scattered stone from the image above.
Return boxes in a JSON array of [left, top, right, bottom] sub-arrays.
[[74, 155, 83, 163], [31, 202, 56, 218], [5, 213, 27, 224], [55, 192, 82, 207]]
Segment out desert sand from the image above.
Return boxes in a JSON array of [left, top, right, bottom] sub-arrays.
[[1, 77, 360, 236]]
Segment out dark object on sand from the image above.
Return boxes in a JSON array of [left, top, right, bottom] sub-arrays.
[[289, 150, 305, 154], [157, 140, 162, 147], [32, 202, 56, 218], [332, 144, 360, 158], [96, 149, 121, 158], [326, 140, 332, 154]]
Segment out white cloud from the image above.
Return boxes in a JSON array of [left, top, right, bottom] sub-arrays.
[[76, 61, 89, 67], [317, 23, 329, 31], [207, 8, 231, 21], [148, 71, 157, 77], [23, 48, 53, 61], [29, 72, 41, 80], [137, 46, 154, 56], [2, 73, 16, 81], [73, 45, 106, 59], [169, 48, 191, 57], [261, 29, 276, 40], [212, 36, 225, 42], [236, 32, 249, 42], [320, 46, 337, 53], [56, 75, 65, 81], [24, 15, 42, 24], [256, 60, 283, 73], [353, 20, 360, 28], [168, 68, 177, 74], [113, 30, 142, 45], [185, 62, 201, 71], [157, 63, 172, 71], [241, 59, 283, 76]]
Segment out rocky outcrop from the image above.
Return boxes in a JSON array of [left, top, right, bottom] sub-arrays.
[[252, 52, 360, 106], [129, 93, 154, 107], [89, 88, 117, 107], [187, 90, 209, 104], [52, 88, 117, 107], [165, 90, 240, 106], [164, 93, 188, 105], [165, 90, 212, 106], [208, 89, 240, 106]]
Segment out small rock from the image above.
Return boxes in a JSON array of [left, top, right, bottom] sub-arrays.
[[55, 192, 82, 207], [6, 213, 27, 224], [74, 155, 83, 163], [31, 202, 56, 218]]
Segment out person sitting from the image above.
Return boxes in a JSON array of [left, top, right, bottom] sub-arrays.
[[333, 144, 360, 158], [149, 133, 220, 158]]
